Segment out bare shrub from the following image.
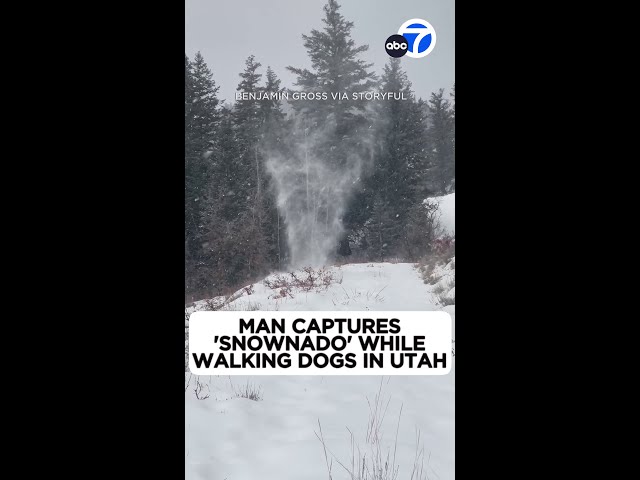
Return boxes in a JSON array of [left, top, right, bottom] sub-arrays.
[[264, 267, 338, 299], [194, 378, 210, 400], [438, 294, 455, 307], [200, 284, 257, 311], [416, 235, 455, 288], [234, 380, 263, 401], [432, 235, 455, 259], [315, 379, 433, 480], [334, 286, 387, 306]]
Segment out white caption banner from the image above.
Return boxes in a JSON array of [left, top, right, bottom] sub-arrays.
[[189, 311, 452, 375]]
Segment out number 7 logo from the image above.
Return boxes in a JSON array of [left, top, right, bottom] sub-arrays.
[[398, 19, 437, 59]]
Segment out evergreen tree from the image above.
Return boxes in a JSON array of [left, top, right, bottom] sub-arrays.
[[185, 54, 196, 293], [412, 97, 435, 197], [450, 83, 455, 119], [198, 103, 256, 292], [404, 200, 441, 260], [233, 56, 269, 278], [365, 195, 394, 261], [200, 60, 289, 290], [287, 0, 376, 127], [259, 66, 288, 269], [189, 52, 220, 152], [287, 0, 377, 260], [260, 67, 286, 147], [185, 52, 220, 294], [212, 106, 240, 222], [450, 83, 455, 191], [427, 89, 455, 193], [358, 59, 431, 259], [185, 54, 194, 134], [232, 55, 263, 218]]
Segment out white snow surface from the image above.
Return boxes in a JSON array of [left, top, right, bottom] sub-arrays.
[[186, 262, 455, 480], [429, 193, 455, 235]]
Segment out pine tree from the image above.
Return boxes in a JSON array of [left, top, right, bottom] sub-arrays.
[[427, 89, 455, 193], [450, 83, 455, 119], [450, 83, 455, 191], [235, 55, 262, 135], [234, 56, 269, 278], [212, 106, 240, 222], [232, 55, 263, 218], [379, 59, 424, 248], [287, 0, 377, 261], [404, 200, 440, 261], [288, 0, 376, 140], [185, 54, 196, 294], [185, 52, 220, 294], [364, 195, 394, 262], [259, 66, 288, 269], [185, 54, 194, 135], [188, 50, 220, 245], [189, 51, 220, 156], [260, 67, 285, 147], [200, 99, 262, 292], [351, 58, 432, 260]]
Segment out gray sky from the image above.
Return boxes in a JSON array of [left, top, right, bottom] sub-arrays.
[[185, 0, 454, 104]]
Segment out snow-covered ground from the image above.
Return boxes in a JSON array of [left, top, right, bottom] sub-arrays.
[[188, 262, 451, 313], [186, 261, 455, 480], [186, 373, 454, 480], [430, 192, 455, 235]]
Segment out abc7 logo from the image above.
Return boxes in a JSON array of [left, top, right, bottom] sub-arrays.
[[385, 19, 437, 59], [385, 35, 408, 58]]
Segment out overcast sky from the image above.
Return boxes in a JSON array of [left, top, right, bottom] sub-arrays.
[[185, 0, 454, 104]]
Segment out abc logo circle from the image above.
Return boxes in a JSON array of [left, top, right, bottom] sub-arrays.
[[385, 34, 408, 58]]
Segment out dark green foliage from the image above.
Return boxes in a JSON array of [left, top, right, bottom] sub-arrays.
[[186, 53, 288, 299], [185, 52, 220, 293], [357, 58, 434, 260], [364, 195, 394, 262], [287, 0, 377, 132], [403, 200, 441, 261], [427, 89, 455, 193]]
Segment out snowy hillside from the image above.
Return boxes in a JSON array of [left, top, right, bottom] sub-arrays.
[[186, 261, 455, 480], [429, 192, 455, 235]]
